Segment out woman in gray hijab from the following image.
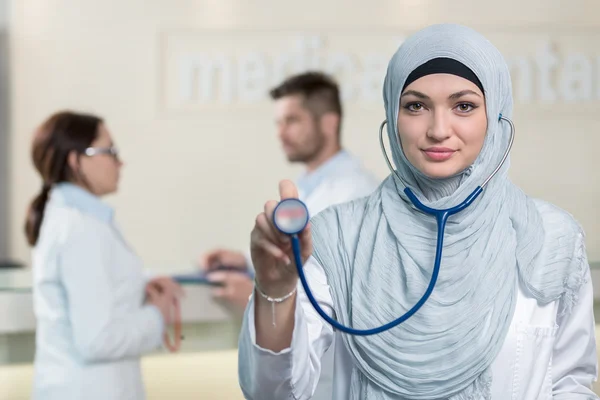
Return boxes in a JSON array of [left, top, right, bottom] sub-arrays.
[[237, 24, 598, 400]]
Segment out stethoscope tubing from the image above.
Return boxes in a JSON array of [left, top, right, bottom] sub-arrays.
[[275, 113, 515, 336]]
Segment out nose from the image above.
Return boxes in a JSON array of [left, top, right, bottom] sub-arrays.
[[426, 111, 452, 142], [277, 124, 287, 141]]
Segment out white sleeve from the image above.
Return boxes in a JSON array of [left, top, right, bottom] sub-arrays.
[[60, 225, 165, 363], [244, 250, 255, 273], [238, 256, 335, 400], [552, 263, 599, 398]]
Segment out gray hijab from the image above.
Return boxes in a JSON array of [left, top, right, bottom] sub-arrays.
[[310, 23, 586, 399]]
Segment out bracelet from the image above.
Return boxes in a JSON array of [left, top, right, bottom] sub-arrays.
[[254, 279, 297, 327]]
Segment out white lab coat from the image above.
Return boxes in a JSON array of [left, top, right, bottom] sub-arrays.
[[238, 218, 599, 399], [31, 183, 164, 400]]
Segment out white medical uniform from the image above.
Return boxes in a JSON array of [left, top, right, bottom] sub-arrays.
[[238, 203, 599, 399], [245, 149, 380, 400], [31, 183, 165, 400]]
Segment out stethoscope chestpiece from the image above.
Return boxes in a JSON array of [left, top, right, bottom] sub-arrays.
[[272, 198, 310, 236]]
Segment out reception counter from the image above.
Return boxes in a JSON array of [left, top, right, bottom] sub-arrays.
[[0, 262, 598, 365]]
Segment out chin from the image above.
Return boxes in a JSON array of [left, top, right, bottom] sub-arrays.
[[286, 154, 304, 163], [419, 162, 464, 180], [102, 184, 119, 196]]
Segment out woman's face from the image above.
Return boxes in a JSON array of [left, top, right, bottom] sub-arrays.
[[76, 123, 123, 196], [397, 73, 487, 179]]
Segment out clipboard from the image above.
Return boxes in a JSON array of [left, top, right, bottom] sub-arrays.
[[171, 272, 221, 286], [171, 266, 253, 287]]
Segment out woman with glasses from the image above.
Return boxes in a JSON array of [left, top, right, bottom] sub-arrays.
[[25, 110, 183, 400]]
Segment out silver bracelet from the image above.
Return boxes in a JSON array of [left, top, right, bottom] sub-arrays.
[[254, 279, 297, 327]]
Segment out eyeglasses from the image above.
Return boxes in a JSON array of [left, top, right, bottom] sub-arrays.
[[84, 146, 120, 160]]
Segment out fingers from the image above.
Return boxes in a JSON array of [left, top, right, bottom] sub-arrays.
[[299, 221, 312, 247], [201, 249, 247, 270], [206, 271, 227, 287], [145, 284, 160, 299], [208, 271, 233, 299], [263, 200, 290, 244], [201, 249, 223, 270], [299, 222, 313, 261], [255, 236, 290, 264], [211, 286, 227, 298], [198, 255, 211, 270], [254, 213, 291, 264], [162, 279, 185, 298], [264, 200, 278, 220], [208, 272, 254, 312], [255, 211, 279, 243], [279, 179, 298, 200], [149, 277, 185, 298]]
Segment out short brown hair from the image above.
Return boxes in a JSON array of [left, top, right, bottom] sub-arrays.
[[269, 71, 343, 135]]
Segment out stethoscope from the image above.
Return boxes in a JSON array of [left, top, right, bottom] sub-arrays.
[[272, 114, 515, 336]]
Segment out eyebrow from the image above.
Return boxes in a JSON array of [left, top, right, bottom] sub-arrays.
[[401, 89, 482, 100], [448, 90, 482, 100]]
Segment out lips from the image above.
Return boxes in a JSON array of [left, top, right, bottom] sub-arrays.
[[422, 147, 456, 161]]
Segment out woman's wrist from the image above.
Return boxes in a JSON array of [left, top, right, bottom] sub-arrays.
[[254, 275, 298, 299]]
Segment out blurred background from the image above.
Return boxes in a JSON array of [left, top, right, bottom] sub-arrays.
[[0, 0, 598, 398]]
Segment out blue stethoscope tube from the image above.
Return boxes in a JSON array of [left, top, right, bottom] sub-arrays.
[[275, 114, 515, 336]]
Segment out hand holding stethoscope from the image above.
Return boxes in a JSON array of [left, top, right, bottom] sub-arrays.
[[250, 180, 312, 311]]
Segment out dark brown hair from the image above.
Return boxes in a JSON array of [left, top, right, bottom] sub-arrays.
[[269, 71, 343, 136], [25, 111, 103, 246]]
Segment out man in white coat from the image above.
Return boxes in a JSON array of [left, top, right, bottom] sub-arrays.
[[202, 71, 379, 400]]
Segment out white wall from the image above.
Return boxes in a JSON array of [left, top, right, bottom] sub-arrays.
[[8, 0, 600, 267], [0, 0, 9, 260]]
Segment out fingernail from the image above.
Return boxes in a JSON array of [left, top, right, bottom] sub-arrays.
[[284, 256, 292, 265], [206, 272, 223, 282]]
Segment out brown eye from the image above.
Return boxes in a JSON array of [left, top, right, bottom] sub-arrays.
[[407, 103, 423, 112], [456, 103, 474, 113]]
